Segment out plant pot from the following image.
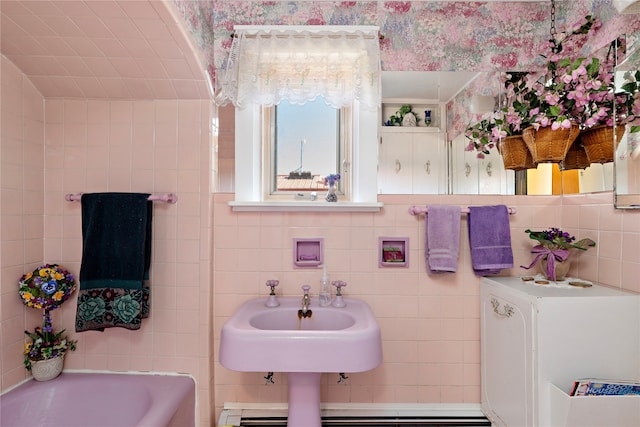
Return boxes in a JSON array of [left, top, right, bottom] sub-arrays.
[[30, 354, 64, 381], [580, 124, 625, 164], [522, 123, 580, 163], [498, 135, 537, 170], [540, 256, 571, 281]]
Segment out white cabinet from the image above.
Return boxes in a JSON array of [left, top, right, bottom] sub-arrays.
[[451, 133, 515, 195], [481, 276, 640, 427], [378, 128, 445, 194]]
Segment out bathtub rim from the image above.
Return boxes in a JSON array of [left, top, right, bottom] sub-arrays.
[[1, 369, 197, 394], [0, 369, 198, 427]]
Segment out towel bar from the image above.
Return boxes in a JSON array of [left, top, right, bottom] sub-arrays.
[[409, 206, 516, 216], [65, 193, 177, 204]]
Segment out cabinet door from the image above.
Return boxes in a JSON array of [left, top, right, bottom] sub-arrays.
[[458, 142, 480, 194], [412, 133, 443, 194], [478, 150, 515, 195], [481, 288, 534, 427], [378, 132, 412, 194]]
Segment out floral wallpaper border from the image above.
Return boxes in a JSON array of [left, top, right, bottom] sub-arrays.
[[173, 1, 640, 91]]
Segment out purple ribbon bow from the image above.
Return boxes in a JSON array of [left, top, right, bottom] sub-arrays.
[[520, 245, 570, 280]]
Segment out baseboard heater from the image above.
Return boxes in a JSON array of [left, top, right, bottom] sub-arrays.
[[219, 403, 491, 426]]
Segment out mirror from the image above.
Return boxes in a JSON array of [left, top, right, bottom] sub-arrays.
[[380, 69, 615, 196], [614, 31, 640, 209]]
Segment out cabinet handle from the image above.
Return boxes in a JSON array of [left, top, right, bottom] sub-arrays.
[[486, 161, 492, 177], [491, 297, 514, 318], [465, 162, 471, 177], [395, 160, 401, 173], [425, 160, 431, 175]]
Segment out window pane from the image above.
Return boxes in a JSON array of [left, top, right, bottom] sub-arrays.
[[274, 99, 339, 192]]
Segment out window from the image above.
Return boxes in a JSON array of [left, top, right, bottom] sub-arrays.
[[231, 102, 379, 211], [220, 25, 382, 211], [265, 99, 349, 199]]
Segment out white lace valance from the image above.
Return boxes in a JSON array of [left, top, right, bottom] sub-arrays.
[[215, 25, 381, 110]]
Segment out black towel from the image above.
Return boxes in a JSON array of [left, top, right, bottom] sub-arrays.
[[75, 193, 152, 332]]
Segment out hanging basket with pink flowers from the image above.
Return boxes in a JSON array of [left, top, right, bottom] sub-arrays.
[[522, 122, 580, 163], [561, 139, 591, 170], [579, 124, 626, 164], [498, 134, 537, 170]]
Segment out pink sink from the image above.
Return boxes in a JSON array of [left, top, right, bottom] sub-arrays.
[[219, 296, 382, 426], [219, 297, 382, 373], [249, 309, 355, 331]]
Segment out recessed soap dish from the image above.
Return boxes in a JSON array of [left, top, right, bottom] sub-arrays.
[[379, 237, 409, 268], [293, 238, 323, 268]]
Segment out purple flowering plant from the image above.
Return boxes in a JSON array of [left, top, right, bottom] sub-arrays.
[[324, 173, 341, 186], [521, 227, 595, 280], [19, 264, 78, 370], [524, 227, 595, 251]]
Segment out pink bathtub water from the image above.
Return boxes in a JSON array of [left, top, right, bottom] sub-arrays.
[[0, 372, 195, 427]]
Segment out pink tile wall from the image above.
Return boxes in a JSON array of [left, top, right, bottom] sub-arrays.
[[212, 192, 640, 420], [41, 97, 214, 426], [0, 66, 215, 426], [0, 56, 45, 390]]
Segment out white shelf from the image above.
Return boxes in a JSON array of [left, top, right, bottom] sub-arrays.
[[381, 99, 441, 128], [380, 126, 440, 133]]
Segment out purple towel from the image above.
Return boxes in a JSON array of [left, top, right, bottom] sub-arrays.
[[425, 205, 461, 273], [468, 205, 514, 276]]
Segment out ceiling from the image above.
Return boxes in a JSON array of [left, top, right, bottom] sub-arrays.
[[4, 1, 631, 101], [0, 0, 210, 99], [381, 71, 481, 102], [0, 1, 546, 101]]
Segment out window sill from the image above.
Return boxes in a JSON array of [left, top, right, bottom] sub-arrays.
[[228, 201, 384, 212]]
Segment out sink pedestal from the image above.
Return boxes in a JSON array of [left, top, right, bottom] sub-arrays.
[[287, 372, 321, 427]]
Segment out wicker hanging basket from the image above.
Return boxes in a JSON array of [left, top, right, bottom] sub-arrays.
[[561, 139, 590, 170], [580, 124, 625, 164], [522, 122, 580, 163], [498, 135, 537, 170]]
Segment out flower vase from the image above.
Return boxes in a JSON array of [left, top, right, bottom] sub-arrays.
[[325, 183, 338, 202], [424, 110, 432, 127], [31, 354, 64, 381], [540, 256, 572, 281]]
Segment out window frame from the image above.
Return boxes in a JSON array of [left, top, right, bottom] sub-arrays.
[[230, 101, 381, 212]]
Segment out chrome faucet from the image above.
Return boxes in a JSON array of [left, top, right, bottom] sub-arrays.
[[298, 285, 313, 319]]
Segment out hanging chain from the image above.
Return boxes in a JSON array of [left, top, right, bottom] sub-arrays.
[[550, 0, 557, 39]]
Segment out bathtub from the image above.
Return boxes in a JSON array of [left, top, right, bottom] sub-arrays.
[[0, 372, 195, 427]]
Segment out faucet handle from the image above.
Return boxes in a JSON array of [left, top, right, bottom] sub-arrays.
[[331, 280, 347, 296], [331, 281, 347, 307], [264, 280, 280, 308], [301, 285, 311, 294], [266, 280, 279, 294]]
